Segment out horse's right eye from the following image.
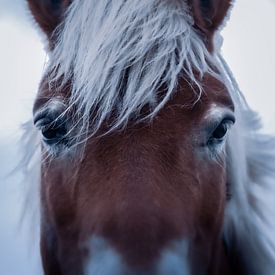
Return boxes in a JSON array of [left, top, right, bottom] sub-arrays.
[[34, 108, 69, 146], [207, 116, 235, 147], [211, 120, 231, 140], [40, 122, 67, 144]]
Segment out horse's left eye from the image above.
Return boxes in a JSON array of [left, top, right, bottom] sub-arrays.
[[208, 118, 235, 145], [212, 122, 229, 139]]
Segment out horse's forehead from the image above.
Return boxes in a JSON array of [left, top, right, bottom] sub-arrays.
[[161, 76, 234, 119], [198, 75, 234, 105]]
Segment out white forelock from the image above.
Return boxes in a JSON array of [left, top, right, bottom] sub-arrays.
[[49, 0, 219, 137]]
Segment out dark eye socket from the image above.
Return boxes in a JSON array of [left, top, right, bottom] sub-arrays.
[[41, 123, 67, 141], [212, 122, 229, 139], [208, 117, 235, 145], [34, 111, 68, 145]]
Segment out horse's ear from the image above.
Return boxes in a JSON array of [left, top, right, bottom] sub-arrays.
[[27, 0, 71, 40], [187, 0, 232, 49]]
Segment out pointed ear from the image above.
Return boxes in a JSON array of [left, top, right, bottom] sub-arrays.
[[27, 0, 71, 41], [187, 0, 233, 49]]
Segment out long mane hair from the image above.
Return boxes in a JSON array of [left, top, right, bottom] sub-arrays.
[[49, 0, 220, 136], [22, 0, 275, 273]]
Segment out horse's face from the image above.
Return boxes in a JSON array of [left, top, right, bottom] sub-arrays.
[[28, 0, 235, 274], [35, 74, 235, 274]]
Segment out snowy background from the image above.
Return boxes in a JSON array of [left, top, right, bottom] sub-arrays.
[[0, 0, 274, 274]]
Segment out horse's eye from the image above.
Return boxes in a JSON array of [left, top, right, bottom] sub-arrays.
[[208, 117, 235, 145], [212, 122, 228, 139], [41, 123, 67, 143], [34, 110, 68, 145]]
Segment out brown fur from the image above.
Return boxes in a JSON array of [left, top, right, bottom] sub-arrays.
[[27, 0, 241, 274], [37, 75, 235, 274]]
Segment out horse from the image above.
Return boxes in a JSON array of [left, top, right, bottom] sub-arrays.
[[24, 0, 275, 274]]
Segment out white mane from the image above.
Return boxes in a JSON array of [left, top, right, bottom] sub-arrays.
[[49, 0, 219, 136], [21, 0, 275, 274], [218, 56, 275, 274]]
